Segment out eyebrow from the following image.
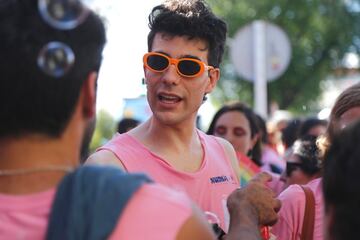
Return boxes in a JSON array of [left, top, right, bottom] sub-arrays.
[[154, 51, 202, 61]]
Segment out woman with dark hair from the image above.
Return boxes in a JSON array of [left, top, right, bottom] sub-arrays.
[[207, 101, 261, 166], [207, 102, 262, 186], [272, 134, 324, 240], [281, 135, 322, 189]]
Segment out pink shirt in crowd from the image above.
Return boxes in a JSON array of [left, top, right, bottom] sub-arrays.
[[99, 130, 240, 231], [0, 183, 192, 240], [271, 178, 324, 240]]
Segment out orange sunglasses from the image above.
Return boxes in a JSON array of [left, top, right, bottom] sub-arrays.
[[143, 52, 214, 78]]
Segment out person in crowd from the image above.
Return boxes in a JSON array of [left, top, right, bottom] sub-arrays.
[[320, 82, 360, 156], [117, 117, 140, 134], [254, 114, 286, 196], [271, 135, 323, 240], [256, 114, 285, 175], [298, 117, 328, 138], [86, 0, 280, 234], [281, 118, 303, 151], [0, 0, 279, 239], [322, 119, 360, 240], [0, 1, 280, 239], [206, 101, 262, 187], [280, 135, 322, 189], [271, 82, 360, 240]]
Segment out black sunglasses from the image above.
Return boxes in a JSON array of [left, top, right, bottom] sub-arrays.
[[286, 162, 304, 177]]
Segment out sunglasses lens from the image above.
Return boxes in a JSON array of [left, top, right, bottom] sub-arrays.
[[178, 60, 201, 76], [147, 54, 169, 71]]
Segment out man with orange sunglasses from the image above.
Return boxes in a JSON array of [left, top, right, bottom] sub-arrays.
[[87, 0, 280, 237]]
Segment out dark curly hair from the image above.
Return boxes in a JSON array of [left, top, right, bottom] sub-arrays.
[[0, 0, 106, 138], [147, 0, 227, 68], [291, 135, 322, 176]]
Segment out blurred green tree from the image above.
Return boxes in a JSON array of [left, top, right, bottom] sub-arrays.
[[208, 0, 360, 114], [89, 109, 116, 153]]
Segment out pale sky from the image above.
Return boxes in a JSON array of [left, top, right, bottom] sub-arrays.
[[90, 0, 163, 120]]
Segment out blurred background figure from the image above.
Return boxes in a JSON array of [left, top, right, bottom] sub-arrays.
[[281, 118, 303, 151], [320, 83, 360, 155], [272, 83, 360, 240], [298, 117, 328, 138], [207, 101, 261, 165], [207, 101, 262, 186], [271, 134, 324, 240], [256, 114, 285, 175], [117, 117, 140, 134], [281, 135, 322, 189]]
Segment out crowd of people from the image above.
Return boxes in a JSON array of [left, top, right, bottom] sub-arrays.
[[1, 0, 360, 240]]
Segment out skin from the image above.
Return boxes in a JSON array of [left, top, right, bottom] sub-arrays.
[[306, 125, 327, 137], [213, 111, 256, 155], [338, 106, 360, 130], [86, 33, 281, 239], [87, 33, 241, 177], [0, 71, 217, 239], [144, 33, 218, 128], [283, 154, 314, 189], [226, 172, 281, 240]]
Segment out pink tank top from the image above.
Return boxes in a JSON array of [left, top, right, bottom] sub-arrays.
[[99, 130, 240, 230], [0, 184, 192, 240], [271, 178, 324, 240]]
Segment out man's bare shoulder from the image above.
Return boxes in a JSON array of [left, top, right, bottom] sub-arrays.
[[212, 136, 241, 181], [85, 150, 126, 170]]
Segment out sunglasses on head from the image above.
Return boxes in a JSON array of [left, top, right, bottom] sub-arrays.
[[286, 162, 304, 177], [143, 52, 214, 78]]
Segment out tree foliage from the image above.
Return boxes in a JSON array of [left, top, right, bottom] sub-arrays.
[[89, 109, 116, 153], [207, 0, 360, 114]]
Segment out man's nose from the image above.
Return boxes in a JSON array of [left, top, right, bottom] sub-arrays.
[[161, 64, 181, 85]]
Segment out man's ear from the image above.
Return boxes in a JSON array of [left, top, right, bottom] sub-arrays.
[[82, 71, 97, 118], [205, 68, 220, 94]]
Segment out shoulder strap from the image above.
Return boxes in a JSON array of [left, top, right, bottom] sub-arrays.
[[46, 166, 152, 240], [300, 185, 315, 240]]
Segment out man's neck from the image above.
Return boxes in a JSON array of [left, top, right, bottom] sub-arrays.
[[0, 135, 79, 194], [130, 117, 204, 172], [134, 117, 200, 149]]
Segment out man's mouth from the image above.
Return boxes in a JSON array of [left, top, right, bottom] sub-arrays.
[[158, 94, 182, 103]]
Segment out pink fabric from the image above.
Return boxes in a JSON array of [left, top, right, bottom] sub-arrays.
[[265, 171, 286, 196], [110, 183, 192, 240], [99, 130, 240, 231], [0, 184, 192, 240], [260, 145, 285, 173], [271, 178, 324, 240], [0, 189, 55, 239]]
